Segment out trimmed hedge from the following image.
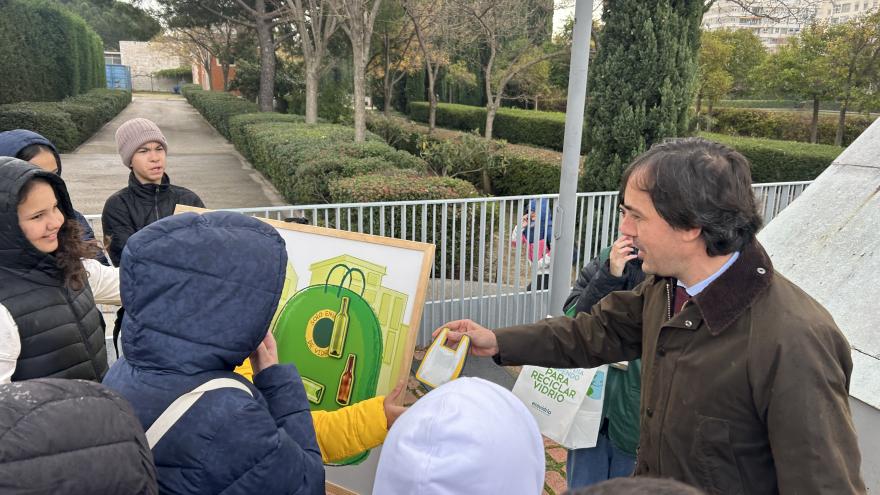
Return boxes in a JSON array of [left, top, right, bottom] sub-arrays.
[[228, 113, 306, 161], [182, 85, 259, 139], [330, 169, 478, 203], [701, 132, 842, 182], [703, 108, 874, 147], [188, 89, 479, 205], [367, 113, 576, 195], [0, 0, 105, 104], [409, 102, 578, 151], [0, 89, 131, 151]]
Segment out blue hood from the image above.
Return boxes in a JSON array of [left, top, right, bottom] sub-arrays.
[[0, 130, 61, 175], [119, 211, 287, 375]]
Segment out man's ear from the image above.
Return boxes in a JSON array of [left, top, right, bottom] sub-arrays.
[[679, 226, 702, 243]]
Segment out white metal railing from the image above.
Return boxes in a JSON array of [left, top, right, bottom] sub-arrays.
[[86, 181, 811, 345]]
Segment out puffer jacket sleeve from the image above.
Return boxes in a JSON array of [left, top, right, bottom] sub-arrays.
[[563, 256, 603, 313], [250, 363, 324, 494], [101, 196, 136, 267]]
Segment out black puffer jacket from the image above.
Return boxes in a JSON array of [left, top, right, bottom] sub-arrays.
[[0, 157, 108, 381], [564, 247, 646, 314], [0, 378, 157, 494], [101, 172, 204, 266]]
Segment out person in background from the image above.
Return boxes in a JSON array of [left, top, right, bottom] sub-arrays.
[[102, 211, 323, 494], [0, 378, 157, 494], [372, 377, 545, 495], [0, 158, 119, 383], [0, 129, 108, 264], [101, 118, 204, 351], [563, 232, 645, 488], [511, 198, 553, 290]]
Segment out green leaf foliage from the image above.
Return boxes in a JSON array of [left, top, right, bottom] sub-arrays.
[[329, 170, 478, 203], [409, 102, 576, 151], [583, 0, 704, 191], [0, 88, 131, 151], [703, 108, 873, 147], [701, 132, 842, 182], [0, 0, 106, 104]]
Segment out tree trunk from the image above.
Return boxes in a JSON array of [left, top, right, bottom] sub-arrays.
[[810, 96, 819, 144], [305, 64, 319, 123], [221, 63, 230, 91], [202, 59, 213, 90], [352, 41, 367, 142], [534, 96, 539, 111], [485, 102, 496, 139], [707, 101, 714, 132], [254, 3, 276, 112], [383, 32, 392, 118], [835, 100, 848, 147], [427, 67, 437, 133]]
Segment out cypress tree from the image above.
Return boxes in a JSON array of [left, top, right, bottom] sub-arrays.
[[583, 0, 704, 191]]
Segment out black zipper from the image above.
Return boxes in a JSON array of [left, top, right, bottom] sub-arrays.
[[66, 288, 100, 379], [154, 188, 160, 222]]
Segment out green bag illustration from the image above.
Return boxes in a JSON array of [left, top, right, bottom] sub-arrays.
[[273, 264, 384, 465]]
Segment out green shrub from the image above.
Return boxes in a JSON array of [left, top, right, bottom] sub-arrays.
[[329, 170, 478, 203], [228, 113, 305, 161], [0, 105, 79, 151], [409, 102, 578, 151], [703, 108, 873, 147], [368, 113, 575, 195], [293, 142, 426, 204], [154, 67, 193, 79], [183, 90, 260, 139], [0, 89, 131, 151], [700, 132, 843, 182], [0, 0, 105, 104], [234, 120, 425, 204]]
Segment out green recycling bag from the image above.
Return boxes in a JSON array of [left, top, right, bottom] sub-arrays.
[[273, 264, 383, 465]]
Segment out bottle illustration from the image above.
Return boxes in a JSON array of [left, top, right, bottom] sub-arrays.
[[328, 296, 351, 358], [336, 353, 357, 406]]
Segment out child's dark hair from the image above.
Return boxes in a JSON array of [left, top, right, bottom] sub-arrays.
[[16, 144, 61, 174], [18, 178, 100, 290]]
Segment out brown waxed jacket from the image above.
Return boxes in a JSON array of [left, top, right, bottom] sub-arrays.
[[495, 241, 865, 494]]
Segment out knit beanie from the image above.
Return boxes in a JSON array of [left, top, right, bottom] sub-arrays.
[[115, 118, 168, 167]]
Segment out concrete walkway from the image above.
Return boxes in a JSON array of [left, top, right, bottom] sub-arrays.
[[61, 93, 285, 217]]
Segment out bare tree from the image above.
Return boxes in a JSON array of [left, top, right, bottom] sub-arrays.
[[284, 0, 338, 123], [404, 0, 456, 132], [194, 0, 293, 110], [368, 4, 420, 118], [451, 0, 568, 141], [161, 30, 216, 89], [330, 0, 384, 141]]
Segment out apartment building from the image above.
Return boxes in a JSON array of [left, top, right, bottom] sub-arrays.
[[816, 0, 879, 24], [702, 0, 817, 51]]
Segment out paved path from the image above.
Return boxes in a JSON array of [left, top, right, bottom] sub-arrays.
[[61, 93, 285, 219]]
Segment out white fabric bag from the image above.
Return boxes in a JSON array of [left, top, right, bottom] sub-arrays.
[[511, 365, 608, 449]]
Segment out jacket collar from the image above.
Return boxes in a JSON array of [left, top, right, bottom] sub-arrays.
[[687, 240, 773, 336], [127, 172, 171, 201]]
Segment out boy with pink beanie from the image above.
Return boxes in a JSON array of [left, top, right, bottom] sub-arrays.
[[101, 118, 204, 348]]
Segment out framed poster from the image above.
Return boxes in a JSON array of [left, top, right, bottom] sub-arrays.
[[176, 206, 434, 491]]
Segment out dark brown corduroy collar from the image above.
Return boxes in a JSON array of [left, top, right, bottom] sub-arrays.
[[689, 240, 774, 336]]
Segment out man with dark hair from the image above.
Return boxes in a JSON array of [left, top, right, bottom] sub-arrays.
[[438, 138, 865, 493]]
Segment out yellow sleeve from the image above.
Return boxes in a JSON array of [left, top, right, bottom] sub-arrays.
[[234, 360, 254, 382], [235, 360, 387, 463], [312, 396, 388, 463]]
